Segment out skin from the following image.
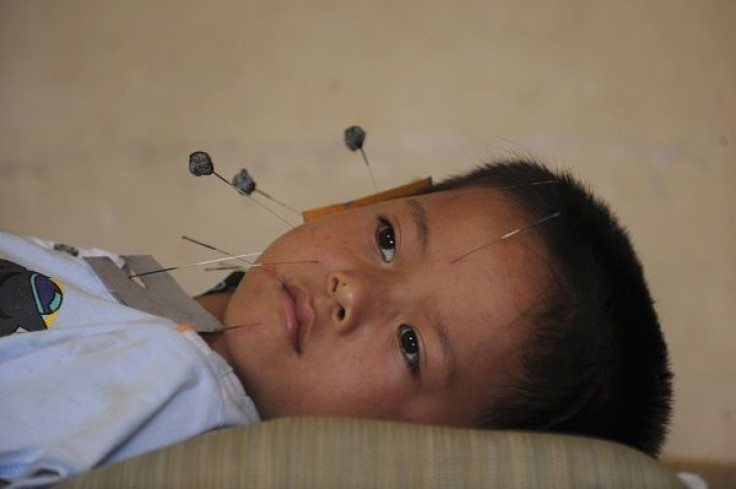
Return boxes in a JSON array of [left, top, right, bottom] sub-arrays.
[[201, 187, 550, 427]]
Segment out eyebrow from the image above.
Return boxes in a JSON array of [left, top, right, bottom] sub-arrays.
[[432, 311, 459, 389], [406, 198, 429, 255]]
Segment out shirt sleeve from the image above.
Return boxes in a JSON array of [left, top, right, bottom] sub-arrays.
[[0, 322, 255, 487]]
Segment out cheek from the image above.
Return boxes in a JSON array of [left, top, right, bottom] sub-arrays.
[[265, 343, 409, 419], [260, 221, 354, 264], [258, 226, 312, 259]]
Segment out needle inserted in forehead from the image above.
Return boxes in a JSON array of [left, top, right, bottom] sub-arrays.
[[345, 125, 379, 193], [450, 211, 562, 264], [188, 151, 297, 228], [128, 255, 319, 279]]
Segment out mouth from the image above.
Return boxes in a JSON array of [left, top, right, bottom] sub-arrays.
[[279, 281, 301, 354], [279, 278, 314, 354], [281, 279, 314, 354]]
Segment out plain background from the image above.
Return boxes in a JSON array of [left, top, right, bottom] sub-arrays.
[[1, 0, 734, 464]]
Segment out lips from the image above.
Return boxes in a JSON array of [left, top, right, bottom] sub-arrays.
[[280, 280, 313, 354], [280, 282, 301, 353]]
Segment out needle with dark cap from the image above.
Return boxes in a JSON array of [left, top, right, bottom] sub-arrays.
[[188, 151, 296, 228], [344, 125, 378, 193], [189, 151, 215, 176], [231, 168, 301, 215]]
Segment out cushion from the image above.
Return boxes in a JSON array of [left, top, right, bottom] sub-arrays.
[[58, 417, 685, 488]]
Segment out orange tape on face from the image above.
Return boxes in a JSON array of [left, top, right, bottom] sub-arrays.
[[300, 177, 433, 222]]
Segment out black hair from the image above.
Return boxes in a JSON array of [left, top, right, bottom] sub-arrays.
[[425, 160, 673, 457]]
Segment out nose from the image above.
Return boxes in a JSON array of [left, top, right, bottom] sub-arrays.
[[326, 271, 373, 334]]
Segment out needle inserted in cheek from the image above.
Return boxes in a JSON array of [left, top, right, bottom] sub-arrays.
[[129, 253, 263, 278], [182, 235, 255, 265], [220, 321, 262, 332], [181, 237, 319, 273], [128, 255, 319, 279]]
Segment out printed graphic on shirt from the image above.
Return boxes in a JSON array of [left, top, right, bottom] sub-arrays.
[[0, 259, 64, 337]]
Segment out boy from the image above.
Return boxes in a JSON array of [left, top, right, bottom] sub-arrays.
[[0, 159, 672, 487]]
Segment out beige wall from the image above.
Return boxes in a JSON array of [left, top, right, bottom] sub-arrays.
[[1, 0, 734, 463]]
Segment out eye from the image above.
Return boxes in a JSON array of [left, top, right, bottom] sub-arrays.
[[398, 324, 421, 375], [375, 218, 397, 263]]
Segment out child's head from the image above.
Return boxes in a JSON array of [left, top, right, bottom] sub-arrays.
[[219, 159, 673, 456]]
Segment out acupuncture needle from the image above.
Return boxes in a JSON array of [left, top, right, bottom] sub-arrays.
[[219, 322, 261, 332], [230, 168, 301, 216], [345, 125, 379, 193], [219, 171, 296, 228], [255, 188, 300, 216], [499, 179, 559, 190], [129, 254, 318, 279], [204, 266, 242, 271], [129, 253, 261, 278], [451, 211, 562, 264], [188, 151, 296, 228], [182, 235, 256, 265]]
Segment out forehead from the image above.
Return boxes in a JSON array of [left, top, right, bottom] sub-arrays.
[[395, 188, 549, 421], [390, 187, 539, 270], [398, 186, 548, 308], [411, 187, 529, 238]]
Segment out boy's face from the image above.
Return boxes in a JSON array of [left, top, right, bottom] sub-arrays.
[[222, 187, 550, 426]]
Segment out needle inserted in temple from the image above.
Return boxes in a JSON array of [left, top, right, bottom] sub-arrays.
[[220, 171, 297, 228], [345, 125, 379, 193], [230, 167, 301, 219], [359, 147, 378, 193], [129, 255, 319, 279], [451, 211, 562, 264], [188, 151, 296, 228], [252, 188, 301, 216]]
